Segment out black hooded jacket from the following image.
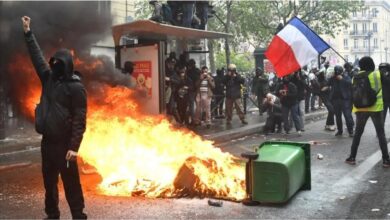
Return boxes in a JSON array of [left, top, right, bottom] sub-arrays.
[[25, 31, 87, 152]]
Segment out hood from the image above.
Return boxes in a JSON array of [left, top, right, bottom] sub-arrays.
[[50, 49, 74, 79]]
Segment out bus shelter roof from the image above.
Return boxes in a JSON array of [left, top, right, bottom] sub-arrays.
[[112, 20, 232, 46]]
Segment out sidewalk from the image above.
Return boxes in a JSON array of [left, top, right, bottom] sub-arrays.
[[0, 110, 328, 155], [192, 109, 328, 143]]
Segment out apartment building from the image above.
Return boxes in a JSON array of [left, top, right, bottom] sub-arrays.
[[322, 0, 390, 66]]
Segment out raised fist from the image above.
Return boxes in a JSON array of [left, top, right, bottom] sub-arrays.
[[21, 16, 31, 33]]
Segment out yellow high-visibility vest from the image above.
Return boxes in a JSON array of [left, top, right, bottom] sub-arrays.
[[353, 70, 383, 112]]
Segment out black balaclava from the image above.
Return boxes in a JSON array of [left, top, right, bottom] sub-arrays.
[[50, 59, 65, 79], [50, 49, 74, 80]]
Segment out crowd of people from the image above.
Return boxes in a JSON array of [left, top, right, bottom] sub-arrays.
[[164, 55, 390, 166], [164, 55, 390, 136]]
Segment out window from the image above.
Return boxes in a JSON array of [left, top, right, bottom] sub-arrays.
[[374, 38, 378, 48], [373, 23, 377, 32], [362, 23, 367, 33], [353, 11, 357, 17], [372, 8, 378, 17], [362, 9, 366, 16], [363, 39, 368, 48], [344, 39, 348, 49], [353, 23, 358, 34], [354, 39, 358, 48]]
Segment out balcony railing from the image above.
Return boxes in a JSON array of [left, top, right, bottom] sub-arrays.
[[349, 31, 376, 36]]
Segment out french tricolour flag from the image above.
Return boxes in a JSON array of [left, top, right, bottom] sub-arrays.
[[265, 17, 330, 77]]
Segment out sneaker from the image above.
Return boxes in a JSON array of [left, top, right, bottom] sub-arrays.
[[335, 131, 343, 136], [329, 125, 336, 131], [241, 120, 248, 125], [345, 157, 356, 165], [206, 124, 211, 129], [383, 159, 390, 168], [298, 130, 302, 136]]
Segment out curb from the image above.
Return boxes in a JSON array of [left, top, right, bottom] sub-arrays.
[[205, 111, 328, 143]]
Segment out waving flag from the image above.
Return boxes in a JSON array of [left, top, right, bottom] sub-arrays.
[[265, 17, 330, 77]]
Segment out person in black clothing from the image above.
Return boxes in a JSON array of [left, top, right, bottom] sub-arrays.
[[223, 64, 247, 125], [186, 59, 200, 124], [165, 57, 180, 123], [276, 75, 302, 134], [171, 65, 193, 126], [327, 65, 354, 137], [22, 16, 87, 219], [379, 63, 390, 125], [344, 62, 354, 78], [212, 68, 225, 118], [346, 57, 389, 167], [313, 70, 335, 131], [251, 67, 269, 116]]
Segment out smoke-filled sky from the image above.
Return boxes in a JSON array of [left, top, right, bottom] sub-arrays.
[[0, 1, 137, 112], [0, 1, 112, 57]]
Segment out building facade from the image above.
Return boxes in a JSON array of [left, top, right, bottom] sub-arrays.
[[322, 0, 390, 66]]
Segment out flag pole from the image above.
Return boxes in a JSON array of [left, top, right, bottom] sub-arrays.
[[327, 47, 348, 64]]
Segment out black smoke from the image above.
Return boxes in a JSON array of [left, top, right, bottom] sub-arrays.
[[0, 1, 136, 118]]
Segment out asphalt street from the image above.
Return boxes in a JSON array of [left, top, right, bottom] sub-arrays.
[[0, 117, 389, 219]]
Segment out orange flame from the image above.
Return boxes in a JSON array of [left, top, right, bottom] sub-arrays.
[[7, 54, 246, 200]]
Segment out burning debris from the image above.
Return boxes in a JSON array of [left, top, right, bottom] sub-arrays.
[[2, 2, 246, 201]]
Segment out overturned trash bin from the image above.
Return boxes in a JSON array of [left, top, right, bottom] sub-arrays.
[[242, 141, 311, 205]]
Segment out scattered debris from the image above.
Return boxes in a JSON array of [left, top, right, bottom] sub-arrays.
[[317, 154, 324, 160], [208, 199, 223, 207], [369, 180, 378, 184], [371, 208, 380, 212]]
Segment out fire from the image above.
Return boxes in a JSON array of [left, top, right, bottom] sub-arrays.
[[7, 54, 246, 201], [8, 54, 42, 120]]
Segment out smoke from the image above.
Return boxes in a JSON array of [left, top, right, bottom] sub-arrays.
[[0, 1, 136, 116]]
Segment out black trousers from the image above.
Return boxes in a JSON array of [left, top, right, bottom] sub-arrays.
[[383, 102, 389, 126], [41, 138, 86, 219], [176, 97, 190, 125], [349, 111, 389, 160], [320, 95, 335, 126], [212, 95, 224, 116], [264, 114, 282, 133], [332, 99, 354, 133]]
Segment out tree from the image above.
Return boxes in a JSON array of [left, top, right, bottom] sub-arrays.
[[215, 50, 254, 74], [231, 0, 364, 48]]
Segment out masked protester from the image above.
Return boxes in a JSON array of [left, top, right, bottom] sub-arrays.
[[212, 68, 225, 118], [223, 64, 248, 125], [275, 75, 302, 135], [378, 63, 390, 125], [346, 57, 389, 167], [171, 65, 193, 126], [251, 67, 269, 116], [327, 65, 354, 137], [22, 16, 87, 219]]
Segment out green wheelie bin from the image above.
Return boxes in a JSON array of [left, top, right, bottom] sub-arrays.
[[242, 141, 311, 204]]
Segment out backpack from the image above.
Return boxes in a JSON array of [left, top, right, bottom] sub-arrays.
[[35, 75, 79, 136], [352, 71, 380, 108]]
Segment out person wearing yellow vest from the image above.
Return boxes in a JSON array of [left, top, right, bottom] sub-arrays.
[[345, 56, 389, 168]]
